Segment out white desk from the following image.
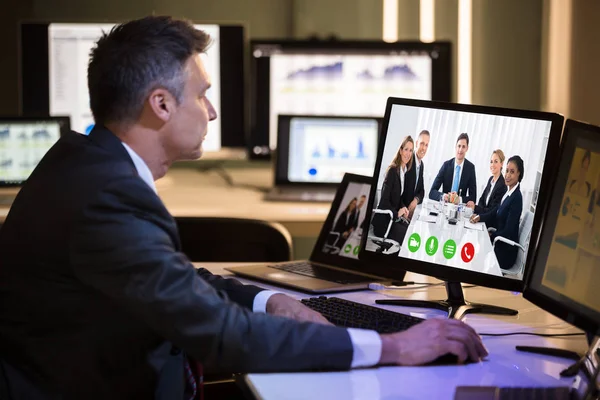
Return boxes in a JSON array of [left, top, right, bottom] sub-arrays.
[[202, 264, 589, 400]]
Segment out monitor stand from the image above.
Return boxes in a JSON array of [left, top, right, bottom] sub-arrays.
[[375, 281, 518, 320]]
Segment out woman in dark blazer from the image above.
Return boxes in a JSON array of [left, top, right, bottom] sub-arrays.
[[466, 149, 508, 215], [470, 155, 524, 271], [372, 136, 414, 244], [333, 197, 358, 240]]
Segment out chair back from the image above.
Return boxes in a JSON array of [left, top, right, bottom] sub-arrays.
[[506, 210, 534, 276], [175, 217, 293, 262]]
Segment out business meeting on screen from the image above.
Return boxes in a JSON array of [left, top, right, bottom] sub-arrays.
[[365, 104, 554, 280]]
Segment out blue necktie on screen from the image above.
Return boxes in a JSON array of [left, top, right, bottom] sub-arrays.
[[452, 164, 460, 192]]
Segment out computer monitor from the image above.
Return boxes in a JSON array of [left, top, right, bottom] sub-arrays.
[[359, 97, 563, 319], [276, 115, 381, 185], [249, 40, 452, 159], [525, 119, 600, 336], [19, 22, 246, 157], [0, 116, 70, 187]]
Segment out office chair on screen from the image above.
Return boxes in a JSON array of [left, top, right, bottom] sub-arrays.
[[175, 217, 293, 262], [490, 210, 534, 277], [366, 190, 401, 254]]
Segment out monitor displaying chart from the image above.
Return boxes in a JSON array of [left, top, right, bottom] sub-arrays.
[[287, 116, 379, 183]]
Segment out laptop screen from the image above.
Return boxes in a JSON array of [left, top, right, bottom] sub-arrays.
[[276, 115, 380, 185], [319, 181, 372, 260]]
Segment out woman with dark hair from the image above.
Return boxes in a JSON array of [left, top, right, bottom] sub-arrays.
[[333, 197, 358, 240], [372, 136, 414, 244], [466, 149, 507, 214], [570, 150, 592, 197], [470, 155, 524, 271]]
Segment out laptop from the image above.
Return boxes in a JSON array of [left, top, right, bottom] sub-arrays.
[[0, 116, 70, 207], [264, 115, 381, 203], [227, 173, 391, 293]]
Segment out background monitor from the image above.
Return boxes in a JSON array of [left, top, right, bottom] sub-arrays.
[[0, 116, 70, 186], [359, 98, 563, 318], [19, 22, 246, 156], [249, 40, 452, 159], [525, 119, 600, 337], [275, 115, 381, 186]]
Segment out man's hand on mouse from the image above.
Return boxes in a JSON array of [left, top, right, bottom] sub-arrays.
[[378, 318, 488, 365]]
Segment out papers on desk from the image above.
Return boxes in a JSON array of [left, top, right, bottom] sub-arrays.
[[419, 214, 437, 223], [464, 221, 484, 231]]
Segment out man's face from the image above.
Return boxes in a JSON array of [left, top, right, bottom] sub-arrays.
[[415, 134, 430, 160], [164, 54, 218, 161], [455, 139, 468, 161], [358, 196, 366, 209]]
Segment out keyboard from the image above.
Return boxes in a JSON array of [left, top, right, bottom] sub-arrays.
[[270, 262, 373, 284], [301, 296, 424, 333], [454, 386, 573, 400]]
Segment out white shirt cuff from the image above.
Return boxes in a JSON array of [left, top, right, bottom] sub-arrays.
[[347, 328, 382, 368], [252, 290, 280, 313]]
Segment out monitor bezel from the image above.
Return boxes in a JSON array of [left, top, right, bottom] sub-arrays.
[[358, 97, 564, 292], [0, 115, 71, 187], [274, 114, 382, 188], [18, 20, 247, 151], [524, 119, 600, 336], [249, 39, 452, 160]]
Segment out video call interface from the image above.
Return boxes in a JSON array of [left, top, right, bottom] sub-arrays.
[[0, 121, 61, 184], [48, 23, 222, 152], [364, 104, 555, 281], [255, 46, 434, 150], [321, 182, 372, 260], [287, 117, 379, 183], [537, 140, 600, 313]]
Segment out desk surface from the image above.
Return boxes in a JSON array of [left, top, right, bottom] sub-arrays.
[[0, 167, 331, 237], [203, 264, 589, 400]]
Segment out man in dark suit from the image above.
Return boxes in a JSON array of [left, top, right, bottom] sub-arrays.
[[403, 130, 430, 218], [0, 16, 486, 399], [351, 194, 367, 232], [429, 133, 477, 204]]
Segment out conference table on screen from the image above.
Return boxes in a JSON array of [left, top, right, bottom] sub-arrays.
[[388, 198, 503, 277], [198, 263, 588, 400]]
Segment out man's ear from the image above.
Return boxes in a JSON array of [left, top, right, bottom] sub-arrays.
[[147, 88, 176, 123]]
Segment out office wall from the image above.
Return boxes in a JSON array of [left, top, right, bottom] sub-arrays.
[[471, 0, 543, 110], [569, 1, 600, 126]]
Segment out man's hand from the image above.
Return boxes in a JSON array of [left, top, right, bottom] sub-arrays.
[[266, 294, 332, 325], [466, 201, 475, 210], [470, 214, 480, 223], [379, 319, 487, 365], [398, 207, 409, 219], [443, 193, 449, 202]]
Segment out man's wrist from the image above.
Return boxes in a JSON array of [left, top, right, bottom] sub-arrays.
[[379, 334, 399, 365]]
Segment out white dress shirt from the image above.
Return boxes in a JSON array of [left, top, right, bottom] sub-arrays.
[[400, 165, 407, 195], [414, 156, 422, 190], [121, 142, 382, 368], [485, 176, 499, 206], [500, 182, 520, 205]]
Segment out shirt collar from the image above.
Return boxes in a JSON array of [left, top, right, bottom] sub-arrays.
[[505, 182, 520, 198], [121, 142, 157, 193], [454, 158, 464, 167]]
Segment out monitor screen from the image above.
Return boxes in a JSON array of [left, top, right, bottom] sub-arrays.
[[360, 98, 563, 292], [0, 117, 70, 186], [20, 22, 246, 153], [320, 181, 372, 260], [250, 40, 451, 158], [525, 120, 600, 335], [276, 115, 380, 185]]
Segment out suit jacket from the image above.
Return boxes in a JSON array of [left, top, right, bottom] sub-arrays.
[[372, 166, 407, 236], [333, 209, 356, 235], [474, 175, 507, 215], [0, 126, 353, 399], [428, 158, 477, 204], [402, 154, 425, 206], [479, 185, 523, 270]]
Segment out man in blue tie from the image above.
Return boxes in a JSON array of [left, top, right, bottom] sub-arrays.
[[428, 133, 477, 204]]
